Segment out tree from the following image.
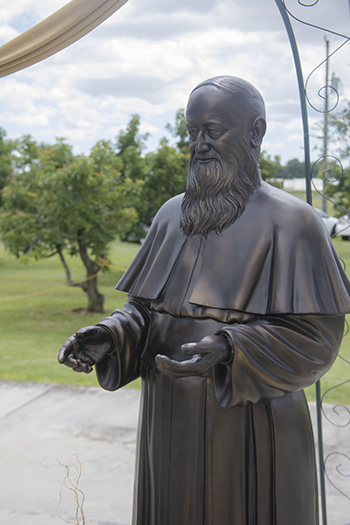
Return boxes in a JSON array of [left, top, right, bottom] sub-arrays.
[[112, 115, 149, 242], [114, 114, 149, 181], [0, 137, 142, 312], [165, 109, 189, 152], [0, 128, 15, 204], [322, 102, 350, 214], [277, 158, 305, 179], [259, 151, 281, 182], [141, 141, 188, 227], [320, 161, 350, 216], [12, 133, 48, 173], [128, 110, 189, 240], [330, 101, 350, 162]]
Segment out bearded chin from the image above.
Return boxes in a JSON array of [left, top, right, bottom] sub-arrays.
[[180, 144, 261, 237]]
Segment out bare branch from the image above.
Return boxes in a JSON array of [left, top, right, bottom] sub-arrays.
[[56, 454, 86, 525], [57, 248, 73, 285]]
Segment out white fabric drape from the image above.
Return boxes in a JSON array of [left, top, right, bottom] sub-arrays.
[[0, 0, 129, 78]]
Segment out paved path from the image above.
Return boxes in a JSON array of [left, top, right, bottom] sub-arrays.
[[0, 381, 349, 524]]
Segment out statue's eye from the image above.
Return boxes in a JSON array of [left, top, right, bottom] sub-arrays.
[[207, 127, 223, 138], [188, 129, 198, 140]]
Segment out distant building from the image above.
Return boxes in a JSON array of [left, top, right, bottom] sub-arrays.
[[271, 178, 324, 192]]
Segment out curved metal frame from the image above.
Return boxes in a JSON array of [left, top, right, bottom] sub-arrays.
[[274, 2, 350, 524], [274, 0, 313, 205]]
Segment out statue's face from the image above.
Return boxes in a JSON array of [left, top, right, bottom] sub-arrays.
[[186, 85, 250, 166]]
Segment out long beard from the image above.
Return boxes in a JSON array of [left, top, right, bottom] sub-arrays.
[[180, 142, 261, 236]]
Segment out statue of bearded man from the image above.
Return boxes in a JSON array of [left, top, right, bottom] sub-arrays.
[[58, 76, 350, 525], [181, 76, 264, 237]]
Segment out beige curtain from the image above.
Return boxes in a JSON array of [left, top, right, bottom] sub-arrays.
[[0, 0, 129, 78]]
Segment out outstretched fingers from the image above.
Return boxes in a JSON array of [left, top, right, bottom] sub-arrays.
[[58, 334, 94, 374], [57, 335, 80, 364], [155, 353, 203, 378]]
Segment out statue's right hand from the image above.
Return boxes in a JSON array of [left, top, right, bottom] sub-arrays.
[[57, 326, 113, 374]]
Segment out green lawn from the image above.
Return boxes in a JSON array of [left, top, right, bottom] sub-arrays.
[[0, 237, 349, 403], [0, 240, 140, 387]]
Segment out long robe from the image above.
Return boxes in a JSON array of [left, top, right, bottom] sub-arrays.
[[95, 182, 350, 525]]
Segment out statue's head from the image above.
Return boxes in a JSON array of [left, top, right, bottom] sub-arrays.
[[181, 76, 266, 237], [186, 76, 266, 162]]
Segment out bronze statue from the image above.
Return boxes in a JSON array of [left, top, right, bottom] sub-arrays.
[[58, 76, 350, 525]]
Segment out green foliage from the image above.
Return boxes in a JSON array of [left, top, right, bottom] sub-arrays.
[[325, 165, 350, 216], [120, 112, 189, 241], [115, 114, 148, 155], [108, 115, 148, 241], [114, 114, 149, 181], [0, 136, 142, 311], [140, 141, 188, 226], [259, 152, 306, 182], [0, 127, 16, 203], [330, 100, 350, 162], [165, 109, 189, 151], [259, 150, 281, 185], [277, 158, 305, 179], [0, 140, 141, 261], [38, 137, 74, 171], [89, 139, 123, 174], [323, 101, 350, 215], [13, 134, 49, 172]]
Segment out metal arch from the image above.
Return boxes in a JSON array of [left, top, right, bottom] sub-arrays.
[[272, 6, 325, 522], [274, 0, 313, 205], [273, 2, 349, 524]]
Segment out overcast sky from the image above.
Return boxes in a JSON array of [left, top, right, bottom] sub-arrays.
[[0, 0, 349, 164]]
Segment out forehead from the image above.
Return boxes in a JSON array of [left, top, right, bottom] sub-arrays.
[[186, 85, 246, 128]]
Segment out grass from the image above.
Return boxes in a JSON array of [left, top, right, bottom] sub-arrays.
[[0, 235, 349, 403], [0, 240, 140, 387]]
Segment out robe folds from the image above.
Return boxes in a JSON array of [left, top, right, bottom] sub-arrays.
[[95, 182, 350, 525]]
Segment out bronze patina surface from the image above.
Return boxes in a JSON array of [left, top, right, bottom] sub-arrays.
[[58, 76, 350, 525]]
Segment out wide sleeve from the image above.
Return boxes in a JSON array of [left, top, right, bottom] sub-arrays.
[[214, 314, 345, 408], [95, 298, 151, 391]]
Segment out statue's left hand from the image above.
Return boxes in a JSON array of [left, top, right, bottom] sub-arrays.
[[155, 334, 232, 378]]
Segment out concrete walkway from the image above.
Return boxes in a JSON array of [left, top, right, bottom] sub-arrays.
[[0, 380, 349, 525]]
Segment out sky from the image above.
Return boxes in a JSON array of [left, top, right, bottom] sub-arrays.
[[0, 0, 349, 164]]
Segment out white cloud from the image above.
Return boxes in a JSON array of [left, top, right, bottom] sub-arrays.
[[0, 24, 19, 42], [0, 0, 348, 164]]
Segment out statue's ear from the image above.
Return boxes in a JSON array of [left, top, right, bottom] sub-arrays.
[[251, 117, 266, 148]]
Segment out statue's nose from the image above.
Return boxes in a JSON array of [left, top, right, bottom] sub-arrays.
[[196, 131, 210, 152]]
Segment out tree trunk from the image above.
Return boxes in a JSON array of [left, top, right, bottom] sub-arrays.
[[85, 273, 104, 313], [77, 235, 104, 313]]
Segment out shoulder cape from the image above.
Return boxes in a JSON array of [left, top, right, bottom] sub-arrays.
[[116, 182, 350, 315]]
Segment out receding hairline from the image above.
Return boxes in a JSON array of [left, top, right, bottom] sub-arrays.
[[189, 75, 266, 120]]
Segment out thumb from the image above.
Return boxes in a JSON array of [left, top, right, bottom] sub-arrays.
[[181, 342, 200, 356], [75, 326, 100, 339]]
